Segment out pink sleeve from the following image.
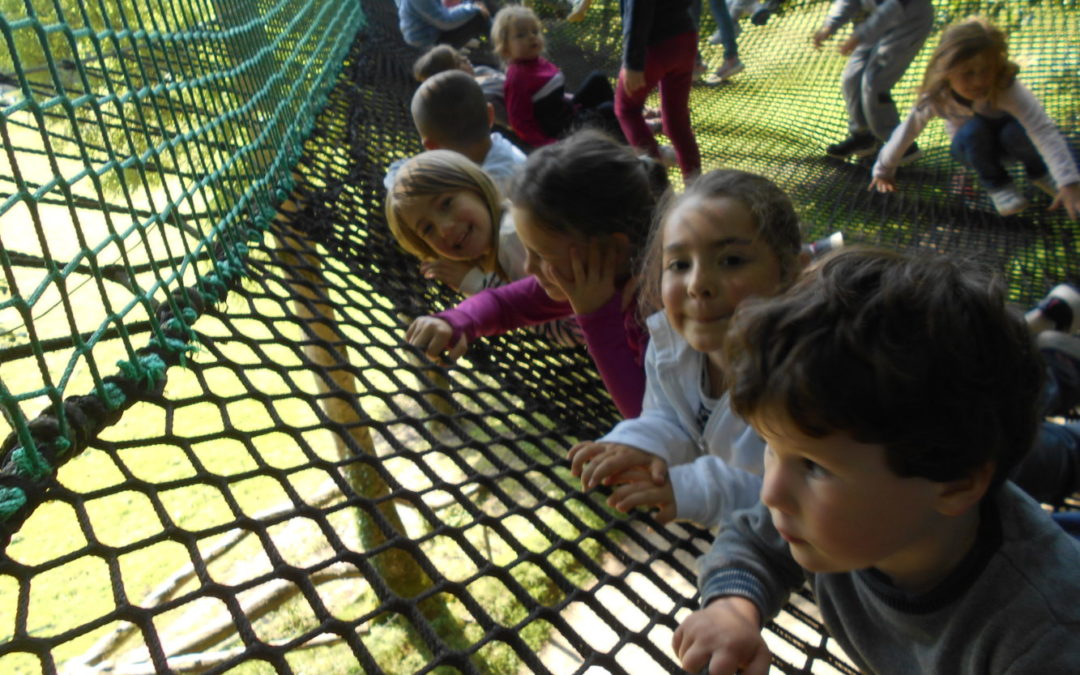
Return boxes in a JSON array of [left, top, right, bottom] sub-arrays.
[[575, 290, 648, 418], [435, 276, 572, 341], [504, 62, 555, 147]]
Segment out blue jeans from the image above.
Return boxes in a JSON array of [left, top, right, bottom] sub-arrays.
[[689, 0, 738, 59], [950, 114, 1048, 190]]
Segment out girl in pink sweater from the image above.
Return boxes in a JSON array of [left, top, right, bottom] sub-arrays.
[[406, 130, 668, 418], [492, 6, 619, 148]]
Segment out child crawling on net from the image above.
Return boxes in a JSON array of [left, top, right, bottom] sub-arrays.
[[405, 129, 667, 419], [870, 17, 1080, 219]]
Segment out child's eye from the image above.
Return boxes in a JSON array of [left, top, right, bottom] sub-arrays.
[[802, 458, 829, 478], [720, 255, 747, 267], [664, 259, 689, 272], [420, 222, 434, 236]]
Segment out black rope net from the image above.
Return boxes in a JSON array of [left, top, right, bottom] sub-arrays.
[[2, 0, 1079, 673]]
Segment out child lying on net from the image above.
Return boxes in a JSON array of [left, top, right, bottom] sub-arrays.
[[386, 149, 581, 346], [569, 169, 805, 526], [412, 44, 511, 134], [384, 70, 525, 196], [405, 129, 667, 418], [870, 18, 1080, 219], [674, 247, 1080, 674], [570, 170, 1080, 531]]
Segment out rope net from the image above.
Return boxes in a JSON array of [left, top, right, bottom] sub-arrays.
[[0, 0, 1077, 673]]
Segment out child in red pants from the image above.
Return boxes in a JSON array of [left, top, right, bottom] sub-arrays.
[[615, 0, 701, 181]]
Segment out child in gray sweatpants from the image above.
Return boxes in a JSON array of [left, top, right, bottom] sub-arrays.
[[813, 0, 933, 161]]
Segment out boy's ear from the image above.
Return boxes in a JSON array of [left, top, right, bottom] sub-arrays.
[[486, 103, 495, 129], [935, 461, 994, 517], [421, 137, 440, 151]]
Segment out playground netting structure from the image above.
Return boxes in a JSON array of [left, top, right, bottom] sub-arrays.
[[0, 0, 1077, 672]]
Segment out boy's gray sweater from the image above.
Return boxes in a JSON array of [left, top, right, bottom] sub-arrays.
[[699, 482, 1080, 674]]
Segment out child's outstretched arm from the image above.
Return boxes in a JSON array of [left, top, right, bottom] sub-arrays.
[[407, 316, 469, 361], [679, 501, 806, 673], [672, 596, 770, 675], [1050, 182, 1080, 221], [813, 0, 858, 48], [871, 102, 934, 192]]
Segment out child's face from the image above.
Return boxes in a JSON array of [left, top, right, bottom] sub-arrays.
[[757, 416, 951, 590], [946, 50, 998, 102], [660, 196, 783, 356], [397, 189, 493, 261], [506, 17, 543, 61], [512, 204, 590, 302]]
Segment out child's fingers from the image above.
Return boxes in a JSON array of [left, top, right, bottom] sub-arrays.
[[649, 457, 668, 485], [447, 333, 469, 361], [608, 482, 668, 513], [568, 441, 604, 477]]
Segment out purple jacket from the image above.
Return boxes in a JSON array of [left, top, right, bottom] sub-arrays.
[[435, 276, 648, 417]]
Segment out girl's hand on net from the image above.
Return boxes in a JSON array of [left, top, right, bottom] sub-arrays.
[[420, 259, 474, 291], [569, 441, 667, 490], [607, 474, 675, 523], [405, 316, 468, 362], [551, 237, 621, 316], [869, 176, 897, 193], [1050, 182, 1080, 221]]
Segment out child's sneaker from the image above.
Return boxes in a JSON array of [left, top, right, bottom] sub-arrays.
[[804, 231, 844, 259], [1029, 283, 1080, 334], [825, 133, 879, 159], [987, 183, 1028, 216], [694, 54, 708, 77], [704, 58, 745, 85], [1032, 174, 1058, 198], [646, 118, 663, 134], [897, 142, 923, 166]]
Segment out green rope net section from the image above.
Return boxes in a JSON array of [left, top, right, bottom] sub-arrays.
[[0, 0, 364, 539]]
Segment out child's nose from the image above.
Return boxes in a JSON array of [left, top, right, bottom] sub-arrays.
[[760, 462, 794, 514], [687, 267, 715, 298]]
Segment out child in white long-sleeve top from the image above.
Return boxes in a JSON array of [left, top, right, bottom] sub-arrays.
[[568, 170, 804, 527], [870, 18, 1080, 219], [814, 0, 933, 161]]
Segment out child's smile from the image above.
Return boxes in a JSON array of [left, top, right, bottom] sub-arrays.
[[400, 189, 493, 262], [660, 196, 783, 357]]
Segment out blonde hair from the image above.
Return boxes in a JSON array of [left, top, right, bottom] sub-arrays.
[[919, 17, 1018, 108], [491, 5, 540, 62], [385, 150, 504, 277]]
